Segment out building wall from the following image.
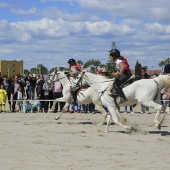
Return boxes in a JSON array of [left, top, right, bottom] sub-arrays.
[[0, 60, 24, 78]]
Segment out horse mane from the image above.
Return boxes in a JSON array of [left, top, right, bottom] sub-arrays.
[[154, 75, 170, 89], [87, 72, 114, 82]]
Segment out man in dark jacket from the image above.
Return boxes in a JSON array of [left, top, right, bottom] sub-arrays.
[[164, 61, 170, 74], [140, 67, 150, 79]]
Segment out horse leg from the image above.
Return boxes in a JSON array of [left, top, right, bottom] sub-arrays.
[[116, 110, 126, 124], [108, 106, 134, 133], [50, 100, 57, 112], [142, 101, 165, 130], [95, 104, 108, 125], [61, 102, 70, 112], [54, 102, 70, 120], [105, 114, 111, 133]]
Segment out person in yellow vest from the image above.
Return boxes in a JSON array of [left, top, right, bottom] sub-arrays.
[[0, 84, 7, 113]]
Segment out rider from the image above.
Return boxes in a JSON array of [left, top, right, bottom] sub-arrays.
[[109, 49, 132, 102], [66, 59, 82, 105]]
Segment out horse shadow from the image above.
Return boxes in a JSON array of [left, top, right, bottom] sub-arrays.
[[77, 122, 115, 125], [110, 130, 170, 136], [148, 131, 170, 136]]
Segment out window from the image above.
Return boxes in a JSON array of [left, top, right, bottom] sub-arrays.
[[13, 64, 15, 67]]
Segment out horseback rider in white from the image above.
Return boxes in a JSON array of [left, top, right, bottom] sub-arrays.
[[109, 49, 132, 103]]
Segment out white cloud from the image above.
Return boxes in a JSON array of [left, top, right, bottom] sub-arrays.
[[0, 2, 9, 8], [11, 7, 37, 15]]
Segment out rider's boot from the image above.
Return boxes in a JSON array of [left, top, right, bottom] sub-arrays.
[[114, 85, 127, 103]]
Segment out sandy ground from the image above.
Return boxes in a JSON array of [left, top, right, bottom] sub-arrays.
[[0, 105, 170, 170]]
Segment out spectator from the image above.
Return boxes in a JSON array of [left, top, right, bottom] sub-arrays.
[[14, 86, 23, 113], [69, 103, 81, 113], [53, 80, 65, 113], [161, 87, 170, 108], [32, 100, 41, 112], [140, 67, 150, 114], [164, 61, 170, 74], [11, 75, 24, 112], [29, 74, 36, 100], [82, 104, 88, 114], [35, 74, 40, 98], [88, 103, 95, 113], [0, 84, 7, 113], [43, 77, 51, 113], [0, 72, 3, 85], [3, 75, 12, 112], [23, 100, 33, 113], [38, 75, 45, 112], [124, 106, 134, 114], [25, 78, 30, 100]]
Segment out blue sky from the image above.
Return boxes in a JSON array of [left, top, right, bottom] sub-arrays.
[[0, 0, 170, 71]]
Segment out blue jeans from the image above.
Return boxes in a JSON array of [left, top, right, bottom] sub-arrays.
[[124, 106, 133, 112], [82, 104, 88, 113], [71, 104, 81, 111], [29, 86, 35, 100]]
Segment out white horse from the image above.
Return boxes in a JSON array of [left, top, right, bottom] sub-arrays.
[[49, 70, 112, 125], [76, 72, 170, 133]]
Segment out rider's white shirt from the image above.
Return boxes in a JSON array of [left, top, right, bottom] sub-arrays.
[[71, 67, 80, 77], [116, 59, 123, 70]]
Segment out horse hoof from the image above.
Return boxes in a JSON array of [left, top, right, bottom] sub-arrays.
[[125, 127, 132, 134], [54, 117, 60, 120], [156, 124, 161, 130]]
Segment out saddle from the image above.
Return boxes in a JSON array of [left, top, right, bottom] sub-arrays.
[[108, 75, 135, 96], [70, 85, 90, 106], [121, 75, 135, 88]]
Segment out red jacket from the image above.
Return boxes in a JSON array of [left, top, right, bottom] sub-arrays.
[[71, 64, 82, 72], [122, 57, 130, 71]]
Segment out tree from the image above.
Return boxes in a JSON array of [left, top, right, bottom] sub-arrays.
[[30, 67, 39, 74], [83, 59, 102, 73], [135, 60, 142, 80], [37, 64, 48, 74], [49, 66, 69, 73], [24, 69, 29, 75], [105, 59, 116, 73], [159, 61, 165, 71], [77, 60, 84, 67]]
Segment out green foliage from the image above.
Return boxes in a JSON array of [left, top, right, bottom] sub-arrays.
[[37, 64, 48, 74], [24, 69, 29, 75], [49, 66, 69, 73], [83, 59, 102, 73], [77, 60, 84, 67], [135, 60, 142, 80], [106, 59, 116, 73]]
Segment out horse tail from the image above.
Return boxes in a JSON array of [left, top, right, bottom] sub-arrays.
[[154, 75, 170, 89]]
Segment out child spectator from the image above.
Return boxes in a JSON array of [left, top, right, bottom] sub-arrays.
[[0, 84, 7, 113], [23, 100, 33, 113], [32, 100, 41, 112]]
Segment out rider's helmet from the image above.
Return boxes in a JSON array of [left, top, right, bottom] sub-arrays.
[[67, 59, 76, 65], [109, 49, 120, 58]]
